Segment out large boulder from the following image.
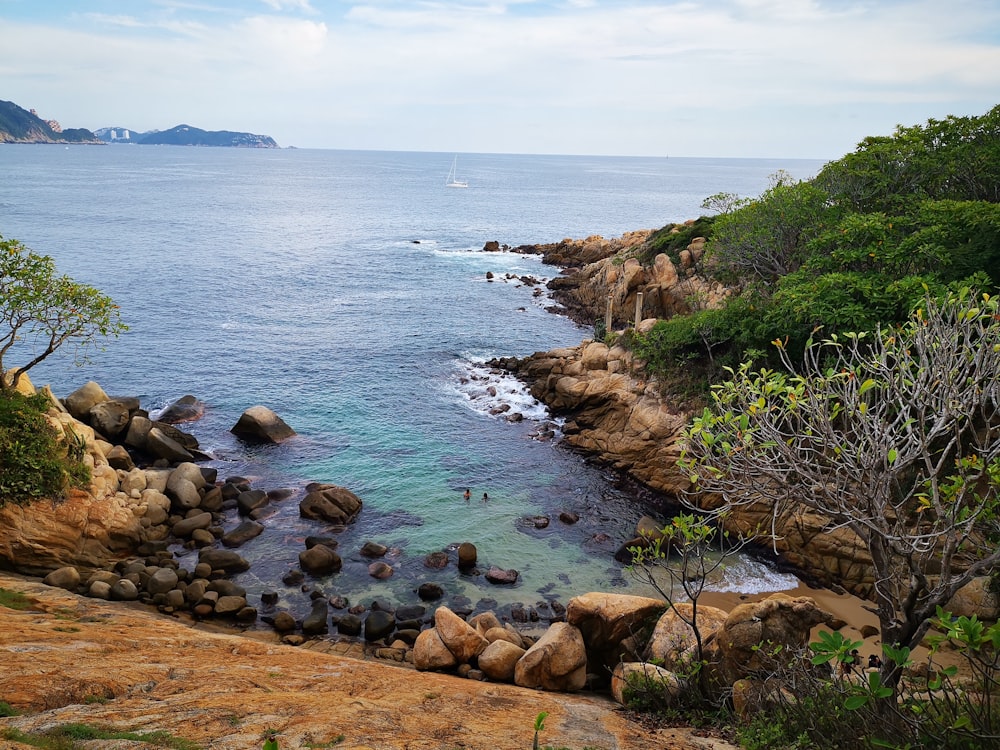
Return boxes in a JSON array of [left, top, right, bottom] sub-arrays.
[[413, 627, 459, 671], [88, 399, 134, 441], [611, 662, 682, 707], [198, 549, 250, 575], [645, 602, 730, 672], [478, 639, 525, 682], [230, 406, 296, 443], [434, 606, 488, 664], [298, 544, 342, 575], [63, 381, 110, 422], [712, 594, 833, 684], [146, 427, 194, 464], [514, 622, 588, 692], [298, 484, 362, 525], [566, 592, 665, 675], [157, 395, 205, 424]]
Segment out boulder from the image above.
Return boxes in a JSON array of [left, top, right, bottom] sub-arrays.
[[298, 544, 342, 575], [230, 406, 296, 443], [434, 606, 488, 664], [645, 602, 730, 672], [484, 566, 519, 585], [221, 520, 265, 548], [478, 639, 525, 682], [123, 415, 153, 451], [88, 399, 133, 441], [298, 485, 362, 525], [104, 445, 135, 471], [145, 567, 179, 596], [165, 463, 206, 511], [198, 549, 250, 575], [368, 561, 393, 579], [215, 595, 247, 617], [43, 566, 81, 591], [611, 662, 682, 707], [418, 582, 444, 601], [360, 541, 388, 558], [146, 427, 194, 464], [364, 610, 396, 641], [713, 594, 833, 683], [271, 611, 297, 633], [514, 622, 588, 692], [110, 578, 139, 601], [157, 395, 205, 424], [413, 627, 459, 671], [63, 381, 109, 422], [236, 490, 269, 516], [171, 512, 212, 538], [302, 599, 329, 635], [566, 592, 665, 675]]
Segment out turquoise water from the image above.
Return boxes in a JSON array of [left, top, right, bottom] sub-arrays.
[[0, 147, 823, 616]]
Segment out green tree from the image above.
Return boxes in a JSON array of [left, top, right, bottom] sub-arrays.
[[0, 235, 126, 391], [706, 179, 834, 284], [682, 290, 1000, 689]]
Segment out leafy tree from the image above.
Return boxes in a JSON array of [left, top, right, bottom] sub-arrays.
[[629, 512, 751, 668], [682, 290, 1000, 689], [0, 235, 126, 391], [815, 104, 1000, 213], [706, 180, 834, 284]]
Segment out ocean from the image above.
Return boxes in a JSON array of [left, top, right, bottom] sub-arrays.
[[0, 146, 826, 619]]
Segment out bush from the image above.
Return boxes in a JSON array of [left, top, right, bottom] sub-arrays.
[[0, 390, 89, 506]]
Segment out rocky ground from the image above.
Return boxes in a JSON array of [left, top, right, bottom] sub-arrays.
[[0, 571, 738, 750]]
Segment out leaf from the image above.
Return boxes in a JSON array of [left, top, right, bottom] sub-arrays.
[[844, 695, 868, 710]]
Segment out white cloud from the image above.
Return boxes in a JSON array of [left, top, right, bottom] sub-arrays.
[[1, 0, 998, 156]]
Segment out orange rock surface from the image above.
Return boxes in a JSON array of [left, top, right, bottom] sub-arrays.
[[0, 572, 735, 750]]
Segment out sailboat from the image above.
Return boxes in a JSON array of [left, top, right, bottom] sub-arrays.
[[445, 156, 468, 188]]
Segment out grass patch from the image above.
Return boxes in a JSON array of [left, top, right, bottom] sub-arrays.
[[0, 723, 200, 749], [0, 587, 32, 610], [0, 701, 18, 717]]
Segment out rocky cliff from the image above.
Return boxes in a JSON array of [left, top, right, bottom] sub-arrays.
[[495, 231, 999, 618], [0, 100, 101, 144]]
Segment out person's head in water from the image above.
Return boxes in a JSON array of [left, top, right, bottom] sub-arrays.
[[483, 492, 489, 502]]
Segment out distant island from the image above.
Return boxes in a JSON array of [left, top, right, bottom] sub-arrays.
[[0, 99, 100, 144], [95, 124, 279, 148], [0, 99, 279, 148]]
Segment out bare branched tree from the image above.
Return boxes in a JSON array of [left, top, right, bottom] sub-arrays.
[[681, 289, 1000, 687]]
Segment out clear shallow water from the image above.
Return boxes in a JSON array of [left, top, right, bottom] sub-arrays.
[[0, 147, 823, 617]]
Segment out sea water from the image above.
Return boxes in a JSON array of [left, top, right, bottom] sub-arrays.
[[0, 146, 825, 616]]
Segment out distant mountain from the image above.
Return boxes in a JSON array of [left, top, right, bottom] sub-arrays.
[[0, 100, 100, 144], [95, 123, 279, 148]]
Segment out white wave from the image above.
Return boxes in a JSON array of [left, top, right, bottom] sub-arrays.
[[706, 556, 800, 595], [447, 358, 563, 429]]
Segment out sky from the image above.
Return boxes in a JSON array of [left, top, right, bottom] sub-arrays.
[[1, 0, 998, 159]]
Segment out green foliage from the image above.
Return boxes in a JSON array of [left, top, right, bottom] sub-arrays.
[[0, 234, 127, 392], [0, 700, 17, 717], [0, 587, 32, 610], [262, 729, 279, 750], [707, 179, 834, 283], [630, 106, 1000, 394], [640, 216, 716, 265], [0, 723, 200, 749], [0, 390, 90, 506], [532, 711, 548, 750]]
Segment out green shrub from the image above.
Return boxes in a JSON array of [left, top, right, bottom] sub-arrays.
[[0, 390, 89, 506]]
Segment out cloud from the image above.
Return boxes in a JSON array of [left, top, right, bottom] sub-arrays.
[[1, 0, 998, 156]]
